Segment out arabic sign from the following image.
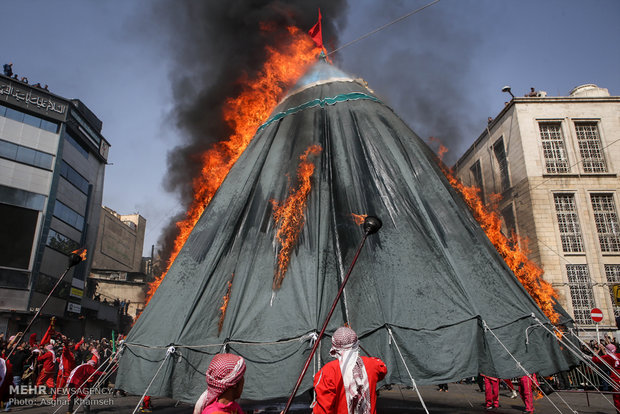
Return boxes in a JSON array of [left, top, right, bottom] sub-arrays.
[[0, 79, 67, 120]]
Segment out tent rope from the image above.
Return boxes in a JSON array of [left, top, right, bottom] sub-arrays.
[[70, 355, 122, 414], [386, 326, 429, 414], [328, 0, 441, 56], [531, 322, 620, 411], [531, 317, 620, 392], [131, 346, 176, 414], [537, 371, 579, 414], [481, 319, 564, 413], [51, 346, 122, 414], [123, 332, 314, 350]]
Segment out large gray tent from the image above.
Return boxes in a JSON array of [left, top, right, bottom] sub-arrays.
[[116, 60, 574, 403]]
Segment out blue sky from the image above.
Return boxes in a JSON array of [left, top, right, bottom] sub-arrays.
[[1, 0, 618, 256]]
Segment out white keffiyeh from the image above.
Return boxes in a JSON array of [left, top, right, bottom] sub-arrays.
[[330, 327, 371, 414]]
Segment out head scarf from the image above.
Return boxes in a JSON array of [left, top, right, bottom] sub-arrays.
[[330, 327, 371, 414], [193, 353, 246, 414], [606, 344, 617, 353], [45, 344, 56, 363]]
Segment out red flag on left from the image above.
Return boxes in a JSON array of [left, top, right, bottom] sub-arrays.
[[308, 9, 323, 49]]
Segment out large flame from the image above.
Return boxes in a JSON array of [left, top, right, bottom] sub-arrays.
[[146, 27, 320, 304], [271, 144, 322, 290], [437, 145, 559, 323]]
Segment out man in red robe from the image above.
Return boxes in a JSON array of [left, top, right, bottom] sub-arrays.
[[35, 344, 57, 391], [53, 336, 84, 400], [312, 327, 387, 414], [592, 343, 620, 412], [66, 354, 103, 413]]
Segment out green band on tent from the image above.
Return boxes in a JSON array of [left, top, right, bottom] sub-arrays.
[[257, 92, 380, 132]]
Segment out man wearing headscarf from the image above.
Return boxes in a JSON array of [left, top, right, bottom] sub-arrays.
[[66, 351, 104, 413], [592, 342, 620, 412], [313, 327, 387, 414], [194, 353, 246, 414], [35, 344, 57, 390]]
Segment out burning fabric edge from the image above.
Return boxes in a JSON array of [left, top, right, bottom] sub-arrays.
[[271, 144, 323, 292], [145, 28, 321, 307]]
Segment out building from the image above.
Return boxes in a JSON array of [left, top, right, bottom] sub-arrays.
[[0, 73, 110, 338], [454, 84, 620, 335], [88, 207, 149, 333]]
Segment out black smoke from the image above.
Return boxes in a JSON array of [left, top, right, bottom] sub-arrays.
[[148, 1, 348, 267], [336, 1, 485, 166]]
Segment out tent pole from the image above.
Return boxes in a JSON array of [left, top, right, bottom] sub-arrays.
[[282, 216, 381, 414]]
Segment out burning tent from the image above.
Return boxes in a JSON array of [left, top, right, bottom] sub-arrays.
[[116, 59, 574, 403]]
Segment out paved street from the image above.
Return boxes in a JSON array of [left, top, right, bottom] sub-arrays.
[[4, 383, 615, 413]]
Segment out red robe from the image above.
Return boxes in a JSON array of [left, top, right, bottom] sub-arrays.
[[67, 363, 102, 399], [313, 356, 387, 414], [36, 350, 56, 388], [592, 352, 620, 411], [55, 341, 83, 398]]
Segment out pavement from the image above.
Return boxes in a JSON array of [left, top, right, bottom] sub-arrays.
[[2, 383, 615, 413]]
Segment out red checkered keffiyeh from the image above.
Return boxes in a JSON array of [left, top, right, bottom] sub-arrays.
[[193, 353, 246, 414], [330, 327, 371, 414]]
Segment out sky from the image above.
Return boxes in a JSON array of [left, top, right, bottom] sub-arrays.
[[1, 0, 618, 257]]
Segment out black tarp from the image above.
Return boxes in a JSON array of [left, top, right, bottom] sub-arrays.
[[116, 61, 575, 403]]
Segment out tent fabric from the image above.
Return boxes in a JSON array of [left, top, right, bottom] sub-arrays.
[[116, 61, 574, 403]]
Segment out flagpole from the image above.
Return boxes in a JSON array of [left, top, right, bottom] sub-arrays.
[[6, 250, 85, 359], [281, 216, 381, 414]]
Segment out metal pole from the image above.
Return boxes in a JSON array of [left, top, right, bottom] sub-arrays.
[[6, 251, 84, 359], [281, 216, 381, 414], [596, 323, 600, 344]]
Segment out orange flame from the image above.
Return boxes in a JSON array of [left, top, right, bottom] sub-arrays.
[[271, 144, 322, 290], [145, 27, 320, 305], [218, 273, 235, 334], [429, 136, 449, 161], [72, 248, 87, 260], [437, 149, 559, 323], [351, 213, 367, 225]]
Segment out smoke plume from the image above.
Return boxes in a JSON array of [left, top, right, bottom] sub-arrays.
[[336, 1, 485, 166], [149, 1, 348, 267]]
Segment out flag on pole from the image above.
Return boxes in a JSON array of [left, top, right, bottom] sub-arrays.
[[308, 9, 323, 49]]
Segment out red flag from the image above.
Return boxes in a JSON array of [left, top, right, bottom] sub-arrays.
[[308, 9, 323, 49]]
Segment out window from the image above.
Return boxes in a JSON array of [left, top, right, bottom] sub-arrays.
[[591, 194, 620, 252], [46, 229, 80, 254], [493, 138, 510, 192], [0, 104, 59, 133], [500, 204, 516, 238], [469, 160, 485, 203], [65, 132, 89, 159], [0, 139, 54, 170], [539, 122, 569, 173], [53, 200, 84, 231], [604, 265, 620, 318], [566, 264, 595, 325], [0, 203, 38, 270], [554, 194, 584, 253], [575, 122, 607, 173], [59, 160, 89, 194]]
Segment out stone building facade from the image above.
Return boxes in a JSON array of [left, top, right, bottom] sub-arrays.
[[89, 207, 148, 324], [454, 84, 620, 335]]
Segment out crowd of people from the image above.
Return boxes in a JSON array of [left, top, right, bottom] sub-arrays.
[[1, 321, 618, 413], [0, 319, 123, 413], [3, 62, 49, 90]]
